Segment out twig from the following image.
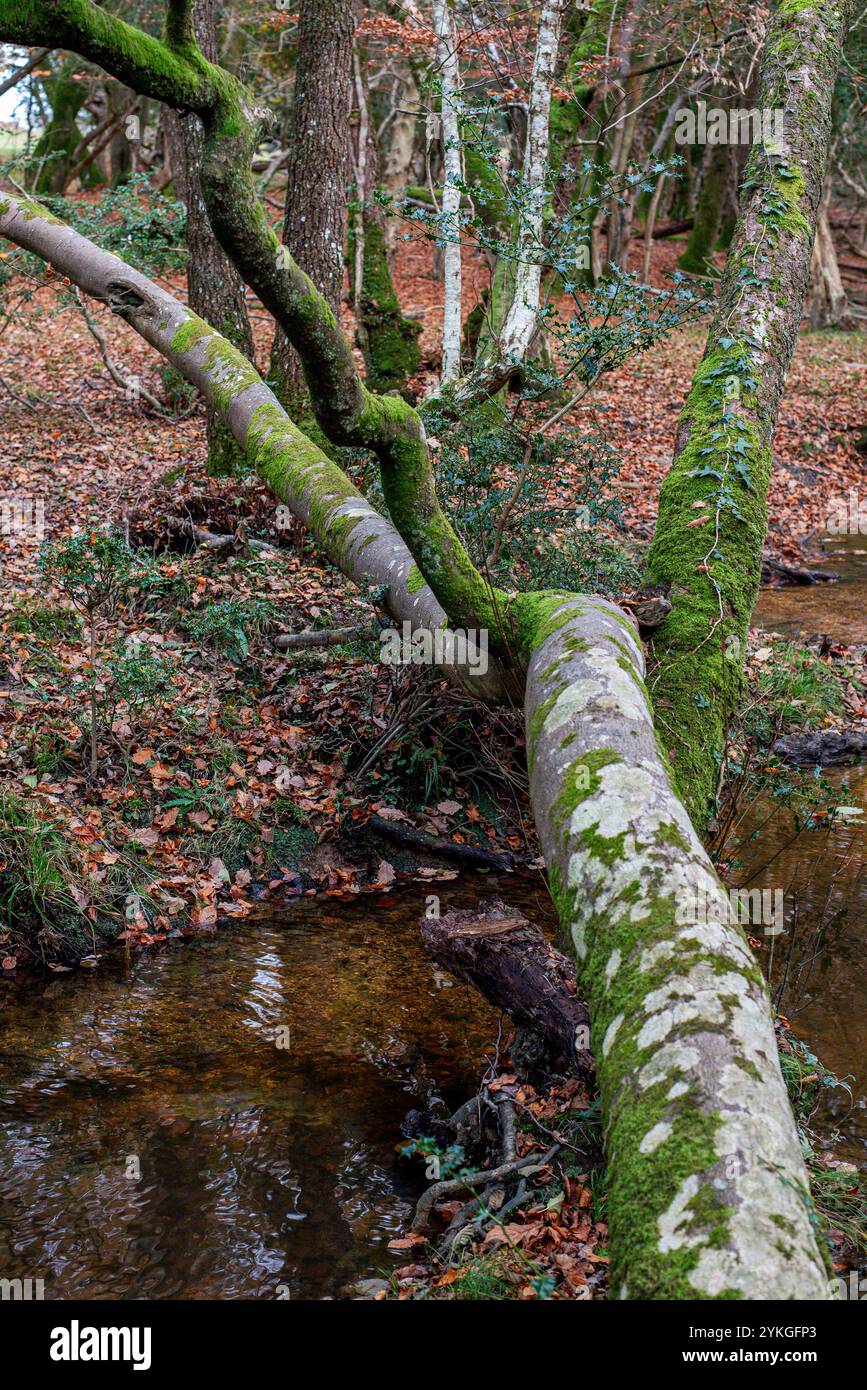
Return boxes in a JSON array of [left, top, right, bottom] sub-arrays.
[[411, 1145, 559, 1232], [274, 623, 376, 650], [73, 291, 171, 416], [369, 813, 514, 870]]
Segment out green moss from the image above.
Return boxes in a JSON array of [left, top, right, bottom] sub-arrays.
[[552, 748, 622, 831], [244, 400, 367, 570], [580, 823, 628, 867], [350, 214, 420, 393], [514, 591, 585, 658], [655, 822, 691, 853], [357, 392, 508, 637], [170, 317, 214, 356], [406, 564, 426, 594], [527, 690, 558, 770], [564, 871, 780, 1295], [771, 165, 810, 238], [646, 338, 772, 820]]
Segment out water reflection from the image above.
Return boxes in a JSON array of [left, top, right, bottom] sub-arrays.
[[753, 535, 867, 644], [0, 881, 553, 1300], [726, 767, 867, 1161]]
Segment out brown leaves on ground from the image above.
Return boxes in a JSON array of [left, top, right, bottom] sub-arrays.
[[391, 1074, 608, 1301]]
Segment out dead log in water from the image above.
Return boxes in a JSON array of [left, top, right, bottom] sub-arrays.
[[420, 902, 594, 1079]]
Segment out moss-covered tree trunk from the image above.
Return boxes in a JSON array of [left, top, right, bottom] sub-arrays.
[[520, 593, 833, 1298], [32, 57, 86, 194], [348, 41, 420, 396], [677, 142, 730, 276], [646, 0, 854, 825]]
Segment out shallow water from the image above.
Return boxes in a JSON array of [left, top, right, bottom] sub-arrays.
[[726, 768, 867, 1162], [747, 542, 867, 1156], [0, 878, 552, 1300], [753, 534, 867, 645]]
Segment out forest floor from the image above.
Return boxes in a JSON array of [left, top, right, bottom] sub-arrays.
[[2, 225, 867, 1298]]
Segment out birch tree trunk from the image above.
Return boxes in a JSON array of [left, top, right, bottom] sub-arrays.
[[432, 0, 462, 382], [487, 0, 565, 370]]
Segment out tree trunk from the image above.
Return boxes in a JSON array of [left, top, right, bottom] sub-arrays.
[[165, 0, 254, 476], [382, 60, 420, 252], [0, 191, 510, 703], [603, 3, 647, 271], [647, 0, 855, 824], [32, 57, 86, 194], [269, 0, 355, 423], [348, 39, 421, 395], [469, 0, 567, 395], [107, 81, 133, 186], [521, 593, 833, 1298], [809, 204, 853, 328], [421, 904, 594, 1078], [678, 142, 729, 276], [432, 0, 462, 383]]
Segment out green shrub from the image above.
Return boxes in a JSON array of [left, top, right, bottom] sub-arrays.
[[186, 598, 279, 662], [10, 600, 83, 639]]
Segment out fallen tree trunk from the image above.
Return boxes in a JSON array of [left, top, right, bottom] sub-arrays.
[[772, 729, 867, 767], [643, 217, 694, 239], [647, 0, 855, 822], [523, 594, 834, 1299], [0, 193, 510, 704], [274, 624, 375, 651], [369, 815, 514, 871], [421, 903, 593, 1079], [761, 555, 840, 586]]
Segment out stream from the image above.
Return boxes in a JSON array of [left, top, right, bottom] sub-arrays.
[[1, 542, 865, 1300], [745, 534, 867, 1163], [0, 879, 550, 1300]]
